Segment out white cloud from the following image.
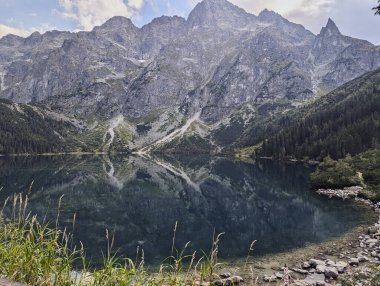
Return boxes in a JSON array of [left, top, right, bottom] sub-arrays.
[[58, 0, 145, 30], [128, 0, 144, 10], [281, 0, 336, 32], [0, 24, 32, 38], [231, 0, 334, 16], [0, 23, 58, 39], [32, 23, 58, 33], [188, 0, 337, 33]]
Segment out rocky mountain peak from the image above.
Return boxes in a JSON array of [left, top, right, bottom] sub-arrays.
[[148, 15, 185, 26], [97, 16, 136, 30], [198, 0, 231, 7], [258, 9, 282, 21], [24, 31, 43, 46], [187, 0, 255, 28], [320, 18, 341, 36], [0, 34, 24, 46], [257, 8, 314, 41], [0, 0, 379, 127], [142, 15, 186, 33]]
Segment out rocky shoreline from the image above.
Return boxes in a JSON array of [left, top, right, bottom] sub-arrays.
[[316, 186, 363, 200], [132, 184, 380, 286], [256, 186, 380, 286]]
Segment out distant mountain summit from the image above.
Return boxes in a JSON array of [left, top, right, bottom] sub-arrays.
[[0, 0, 379, 141], [322, 18, 341, 35], [187, 0, 256, 28]]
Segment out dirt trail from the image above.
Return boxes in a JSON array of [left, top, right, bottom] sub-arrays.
[[103, 115, 124, 152], [138, 111, 202, 154]]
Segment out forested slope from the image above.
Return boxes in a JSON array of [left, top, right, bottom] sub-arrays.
[[0, 99, 83, 154], [238, 68, 380, 160]]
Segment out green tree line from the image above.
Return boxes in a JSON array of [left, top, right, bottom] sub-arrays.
[[249, 68, 380, 160], [0, 100, 78, 155]]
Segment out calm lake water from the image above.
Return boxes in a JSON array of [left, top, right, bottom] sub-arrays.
[[0, 155, 373, 265]]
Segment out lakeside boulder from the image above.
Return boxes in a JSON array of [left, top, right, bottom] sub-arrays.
[[324, 267, 339, 279]]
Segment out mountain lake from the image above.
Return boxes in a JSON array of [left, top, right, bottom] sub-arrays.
[[0, 155, 374, 266]]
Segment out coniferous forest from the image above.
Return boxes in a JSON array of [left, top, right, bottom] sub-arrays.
[[250, 68, 380, 160], [0, 99, 79, 154]]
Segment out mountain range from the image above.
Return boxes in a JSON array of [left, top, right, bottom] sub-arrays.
[[0, 0, 379, 155]]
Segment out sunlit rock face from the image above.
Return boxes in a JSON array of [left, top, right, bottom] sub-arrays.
[[0, 155, 372, 264], [0, 0, 379, 123]]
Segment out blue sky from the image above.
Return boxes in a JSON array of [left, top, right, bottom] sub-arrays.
[[0, 0, 379, 44], [0, 0, 194, 33]]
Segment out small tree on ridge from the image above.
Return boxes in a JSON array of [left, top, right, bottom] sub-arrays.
[[374, 0, 380, 15]]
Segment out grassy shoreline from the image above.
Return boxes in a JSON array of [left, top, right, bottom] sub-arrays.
[[0, 194, 250, 286]]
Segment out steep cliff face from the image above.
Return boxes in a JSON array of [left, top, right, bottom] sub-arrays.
[[309, 18, 380, 93], [0, 0, 379, 152]]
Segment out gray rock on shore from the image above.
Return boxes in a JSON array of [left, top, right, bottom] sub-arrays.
[[263, 275, 277, 282], [316, 264, 326, 273], [309, 259, 325, 267], [368, 225, 380, 235], [349, 258, 359, 266], [212, 276, 243, 286], [324, 267, 339, 279], [302, 261, 311, 269]]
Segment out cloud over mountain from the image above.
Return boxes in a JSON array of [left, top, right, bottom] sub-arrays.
[[58, 0, 145, 30], [0, 24, 31, 38]]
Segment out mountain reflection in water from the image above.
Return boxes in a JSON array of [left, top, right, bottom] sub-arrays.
[[0, 155, 372, 264]]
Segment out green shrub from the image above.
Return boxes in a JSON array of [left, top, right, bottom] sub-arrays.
[[311, 149, 380, 200], [311, 156, 362, 189]]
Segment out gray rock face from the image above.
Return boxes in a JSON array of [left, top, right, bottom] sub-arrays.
[[324, 266, 339, 279], [0, 0, 379, 124], [310, 18, 380, 93]]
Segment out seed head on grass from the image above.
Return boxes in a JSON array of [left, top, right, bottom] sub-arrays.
[[55, 194, 64, 228], [245, 240, 257, 268], [171, 221, 178, 257]]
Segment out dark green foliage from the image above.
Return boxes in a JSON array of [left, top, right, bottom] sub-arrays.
[[213, 118, 245, 146], [0, 101, 82, 155], [252, 68, 380, 160], [311, 149, 380, 200], [154, 134, 213, 154], [310, 155, 362, 189], [136, 124, 152, 135], [235, 101, 293, 150], [350, 150, 380, 200]]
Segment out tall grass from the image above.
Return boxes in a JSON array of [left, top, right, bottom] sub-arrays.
[[0, 193, 239, 286]]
